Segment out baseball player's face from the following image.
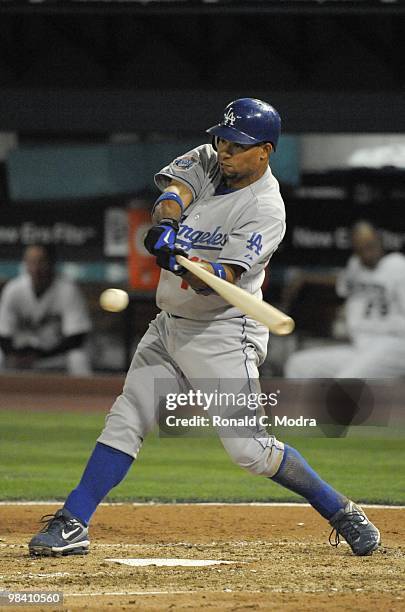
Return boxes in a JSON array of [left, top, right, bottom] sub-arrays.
[[352, 235, 383, 269], [24, 246, 54, 293], [216, 138, 272, 188]]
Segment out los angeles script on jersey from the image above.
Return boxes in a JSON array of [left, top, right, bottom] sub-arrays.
[[176, 224, 228, 251]]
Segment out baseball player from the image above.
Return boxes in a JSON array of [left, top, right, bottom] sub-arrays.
[[0, 244, 91, 375], [285, 221, 405, 378], [29, 99, 380, 557]]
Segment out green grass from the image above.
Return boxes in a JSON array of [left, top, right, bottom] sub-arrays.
[[0, 410, 404, 504]]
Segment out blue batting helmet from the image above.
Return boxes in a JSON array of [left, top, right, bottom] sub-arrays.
[[206, 98, 281, 151]]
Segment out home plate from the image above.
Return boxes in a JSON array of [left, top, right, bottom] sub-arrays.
[[106, 558, 236, 567]]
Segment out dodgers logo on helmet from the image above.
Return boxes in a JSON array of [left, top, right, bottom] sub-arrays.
[[223, 108, 237, 127]]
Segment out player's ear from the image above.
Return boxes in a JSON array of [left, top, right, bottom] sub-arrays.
[[266, 143, 273, 156], [260, 143, 272, 159]]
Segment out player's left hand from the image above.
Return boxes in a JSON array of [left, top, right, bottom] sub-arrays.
[[144, 219, 188, 275], [144, 219, 179, 255]]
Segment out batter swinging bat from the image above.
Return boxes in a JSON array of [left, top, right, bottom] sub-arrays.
[[176, 255, 295, 335]]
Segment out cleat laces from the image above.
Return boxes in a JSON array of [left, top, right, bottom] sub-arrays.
[[329, 510, 366, 548], [38, 512, 70, 534]]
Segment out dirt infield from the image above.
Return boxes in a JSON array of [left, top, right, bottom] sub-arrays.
[[0, 372, 123, 412], [0, 503, 404, 611], [1, 374, 404, 610]]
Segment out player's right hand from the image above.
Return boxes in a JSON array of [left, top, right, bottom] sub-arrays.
[[155, 246, 189, 275]]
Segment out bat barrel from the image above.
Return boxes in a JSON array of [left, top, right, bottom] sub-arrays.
[[176, 255, 295, 336], [275, 317, 295, 335]]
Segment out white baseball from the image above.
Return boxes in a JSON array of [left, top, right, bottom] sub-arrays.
[[100, 288, 129, 313]]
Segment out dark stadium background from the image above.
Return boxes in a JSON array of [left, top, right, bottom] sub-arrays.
[[0, 0, 404, 370]]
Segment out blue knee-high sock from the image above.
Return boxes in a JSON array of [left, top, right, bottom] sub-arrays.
[[271, 444, 348, 519], [64, 442, 133, 525]]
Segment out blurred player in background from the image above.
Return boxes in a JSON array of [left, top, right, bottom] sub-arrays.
[[28, 99, 380, 559], [285, 221, 405, 378], [0, 244, 92, 375]]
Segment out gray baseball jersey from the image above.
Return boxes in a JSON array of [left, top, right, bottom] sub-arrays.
[[336, 252, 405, 340], [98, 144, 287, 476], [154, 144, 286, 320]]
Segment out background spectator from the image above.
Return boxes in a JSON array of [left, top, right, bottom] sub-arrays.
[[284, 222, 405, 378], [0, 244, 92, 375]]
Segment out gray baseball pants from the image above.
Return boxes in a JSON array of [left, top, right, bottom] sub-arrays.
[[98, 311, 284, 477]]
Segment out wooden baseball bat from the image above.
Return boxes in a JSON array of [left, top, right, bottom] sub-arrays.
[[176, 255, 295, 335]]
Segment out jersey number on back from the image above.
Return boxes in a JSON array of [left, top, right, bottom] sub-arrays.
[[364, 297, 389, 318]]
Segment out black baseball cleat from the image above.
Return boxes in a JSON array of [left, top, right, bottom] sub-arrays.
[[29, 508, 89, 557], [329, 501, 380, 556]]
